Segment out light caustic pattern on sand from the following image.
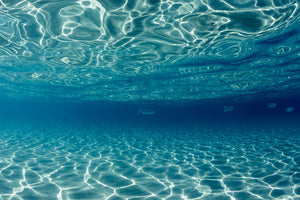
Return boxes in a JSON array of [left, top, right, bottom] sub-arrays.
[[0, 126, 299, 200], [0, 0, 299, 101]]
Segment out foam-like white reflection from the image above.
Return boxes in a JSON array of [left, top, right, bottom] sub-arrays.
[[0, 0, 299, 101]]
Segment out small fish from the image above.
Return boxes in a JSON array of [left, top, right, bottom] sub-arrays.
[[224, 105, 234, 112], [267, 103, 277, 109], [138, 109, 155, 115], [285, 107, 295, 112]]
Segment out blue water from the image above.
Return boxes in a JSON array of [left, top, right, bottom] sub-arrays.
[[1, 0, 300, 199]]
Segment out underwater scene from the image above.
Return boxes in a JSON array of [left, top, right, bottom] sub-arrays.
[[0, 0, 300, 199]]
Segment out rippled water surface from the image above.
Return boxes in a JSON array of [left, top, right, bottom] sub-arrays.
[[1, 1, 300, 200], [0, 0, 299, 101]]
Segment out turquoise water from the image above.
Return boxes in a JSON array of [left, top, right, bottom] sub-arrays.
[[0, 122, 300, 200], [0, 0, 299, 100], [1, 0, 300, 199]]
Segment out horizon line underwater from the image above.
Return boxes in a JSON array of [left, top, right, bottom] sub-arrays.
[[0, 0, 300, 199]]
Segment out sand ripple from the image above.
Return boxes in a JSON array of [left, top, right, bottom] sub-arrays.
[[0, 125, 299, 199]]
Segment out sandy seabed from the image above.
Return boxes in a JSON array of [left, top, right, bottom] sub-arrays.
[[0, 125, 299, 200]]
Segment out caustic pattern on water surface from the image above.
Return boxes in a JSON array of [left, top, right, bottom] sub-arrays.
[[0, 0, 299, 101]]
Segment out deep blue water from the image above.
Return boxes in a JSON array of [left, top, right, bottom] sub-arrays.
[[1, 0, 300, 199]]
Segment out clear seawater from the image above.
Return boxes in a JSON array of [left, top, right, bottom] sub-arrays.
[[0, 0, 300, 199]]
